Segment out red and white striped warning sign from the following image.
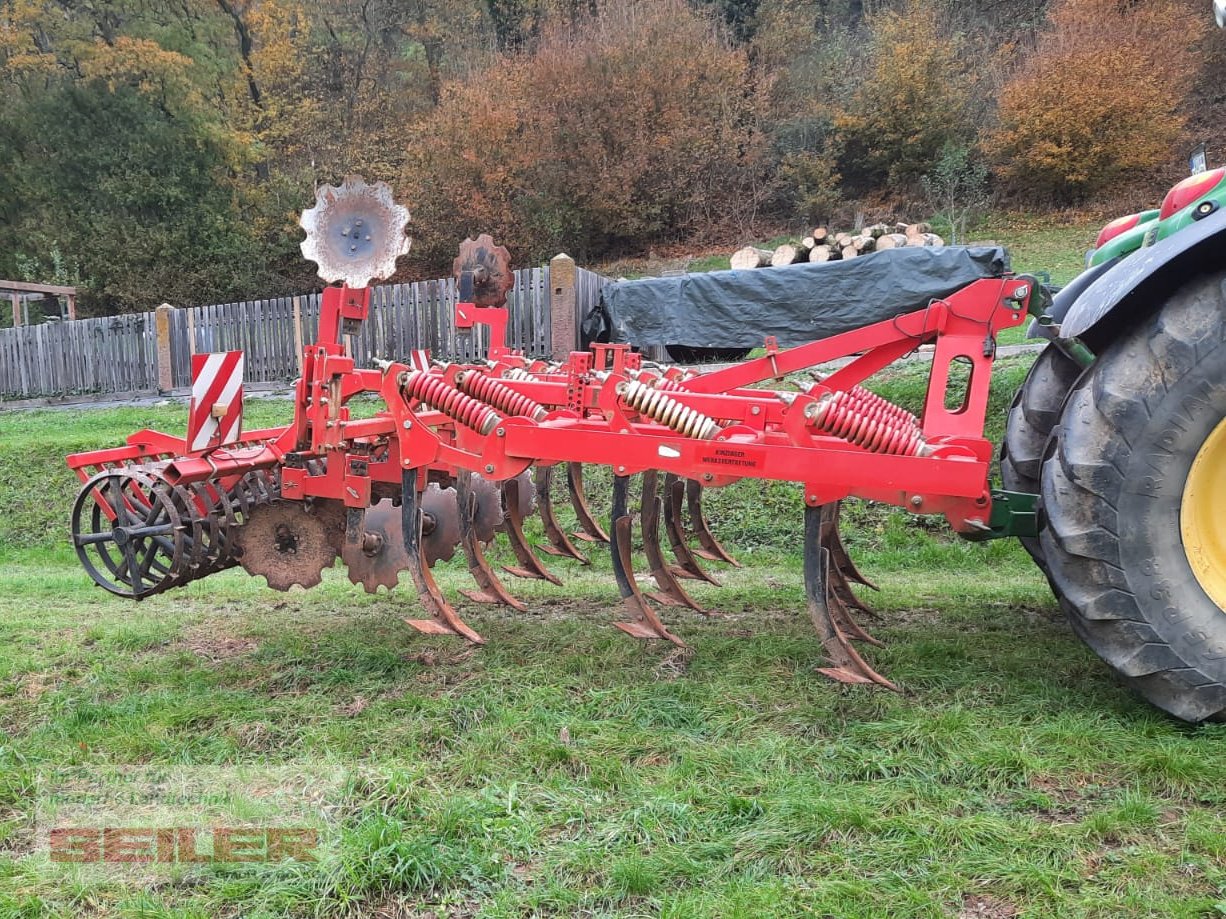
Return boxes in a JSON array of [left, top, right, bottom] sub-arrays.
[[187, 351, 244, 452], [409, 349, 430, 372]]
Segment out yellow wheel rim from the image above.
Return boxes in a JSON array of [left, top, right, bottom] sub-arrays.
[[1182, 416, 1226, 612]]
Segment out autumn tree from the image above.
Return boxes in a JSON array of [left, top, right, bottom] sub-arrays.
[[987, 0, 1207, 200], [402, 0, 770, 267], [832, 0, 976, 195]]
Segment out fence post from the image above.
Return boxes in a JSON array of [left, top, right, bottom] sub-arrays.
[[155, 303, 175, 393], [549, 253, 577, 360]]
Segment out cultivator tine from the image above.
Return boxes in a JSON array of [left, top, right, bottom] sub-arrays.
[[455, 470, 527, 611], [567, 462, 610, 543], [825, 502, 878, 591], [640, 471, 710, 615], [804, 503, 897, 690], [610, 476, 685, 646], [534, 466, 589, 564], [685, 479, 741, 567], [400, 468, 484, 643], [500, 475, 563, 585], [662, 473, 719, 585]]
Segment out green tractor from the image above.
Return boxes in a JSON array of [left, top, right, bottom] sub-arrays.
[[1002, 150, 1226, 721]]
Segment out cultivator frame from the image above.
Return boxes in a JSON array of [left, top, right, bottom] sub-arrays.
[[67, 179, 1037, 690]]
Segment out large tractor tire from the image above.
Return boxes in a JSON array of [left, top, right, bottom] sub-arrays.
[[1040, 271, 1226, 722], [1000, 344, 1081, 567]]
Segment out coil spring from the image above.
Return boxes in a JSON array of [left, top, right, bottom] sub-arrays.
[[807, 391, 928, 456], [401, 371, 503, 434], [455, 370, 548, 421], [501, 366, 535, 382], [846, 385, 920, 428], [618, 379, 721, 440], [651, 376, 686, 393]]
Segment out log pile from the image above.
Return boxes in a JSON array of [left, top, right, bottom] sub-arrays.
[[730, 223, 946, 270]]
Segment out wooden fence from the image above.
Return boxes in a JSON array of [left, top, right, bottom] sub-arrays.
[[0, 263, 602, 402]]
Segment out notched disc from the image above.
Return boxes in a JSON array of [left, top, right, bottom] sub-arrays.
[[470, 474, 504, 543], [342, 499, 411, 593], [421, 483, 461, 565], [236, 501, 341, 590], [300, 175, 412, 287], [453, 234, 514, 308]]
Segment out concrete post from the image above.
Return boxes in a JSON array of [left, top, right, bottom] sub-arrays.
[[155, 302, 175, 393], [549, 253, 578, 360]]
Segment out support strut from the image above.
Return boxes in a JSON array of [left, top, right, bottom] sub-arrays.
[[804, 503, 896, 689], [610, 476, 685, 646], [401, 468, 484, 642]]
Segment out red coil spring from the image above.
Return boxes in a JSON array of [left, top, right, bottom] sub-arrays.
[[652, 376, 686, 393], [456, 370, 548, 421], [810, 391, 927, 456], [847, 385, 920, 428], [401, 371, 502, 434]]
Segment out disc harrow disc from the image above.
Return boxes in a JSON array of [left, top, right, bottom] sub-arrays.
[[342, 499, 411, 593], [300, 175, 411, 288], [453, 234, 514, 308], [236, 502, 341, 590], [470, 474, 504, 544], [421, 482, 462, 565]]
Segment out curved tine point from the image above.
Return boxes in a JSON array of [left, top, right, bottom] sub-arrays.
[[535, 466, 590, 564], [610, 477, 685, 646], [685, 479, 741, 567], [828, 502, 879, 590], [457, 472, 526, 612], [567, 463, 610, 543], [662, 473, 719, 585], [500, 476, 563, 586], [804, 505, 897, 691], [640, 471, 709, 615], [401, 469, 484, 643]]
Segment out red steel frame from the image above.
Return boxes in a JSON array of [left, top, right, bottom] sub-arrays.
[[68, 276, 1035, 535]]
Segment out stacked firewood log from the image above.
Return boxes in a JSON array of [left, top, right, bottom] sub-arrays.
[[730, 223, 946, 270]]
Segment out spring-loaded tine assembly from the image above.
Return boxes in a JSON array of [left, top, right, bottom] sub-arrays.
[[400, 468, 484, 643], [662, 473, 719, 584], [567, 462, 610, 543], [825, 501, 879, 591], [685, 478, 741, 567], [640, 470, 711, 615], [804, 503, 897, 690], [500, 475, 563, 586], [534, 466, 589, 564], [610, 476, 686, 646], [455, 470, 526, 611]]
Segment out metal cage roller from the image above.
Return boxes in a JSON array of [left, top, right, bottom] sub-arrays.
[[71, 469, 186, 599]]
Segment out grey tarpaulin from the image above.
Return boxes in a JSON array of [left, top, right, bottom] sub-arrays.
[[591, 246, 1010, 349]]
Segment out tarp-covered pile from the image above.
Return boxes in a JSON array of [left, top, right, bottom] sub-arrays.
[[588, 246, 1010, 348]]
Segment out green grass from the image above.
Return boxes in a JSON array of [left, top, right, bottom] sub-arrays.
[[1, 356, 1224, 918]]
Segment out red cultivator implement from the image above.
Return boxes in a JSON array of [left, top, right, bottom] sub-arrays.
[[67, 177, 1039, 690]]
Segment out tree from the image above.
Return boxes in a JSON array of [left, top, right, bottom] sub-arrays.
[[986, 0, 1207, 200]]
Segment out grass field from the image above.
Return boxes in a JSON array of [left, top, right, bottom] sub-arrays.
[[1, 355, 1225, 918]]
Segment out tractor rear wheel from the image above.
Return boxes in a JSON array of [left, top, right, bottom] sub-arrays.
[[1040, 271, 1226, 721], [1000, 344, 1081, 568]]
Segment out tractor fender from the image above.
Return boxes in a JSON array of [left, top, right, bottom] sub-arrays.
[[1026, 255, 1121, 340], [1057, 207, 1226, 344]]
